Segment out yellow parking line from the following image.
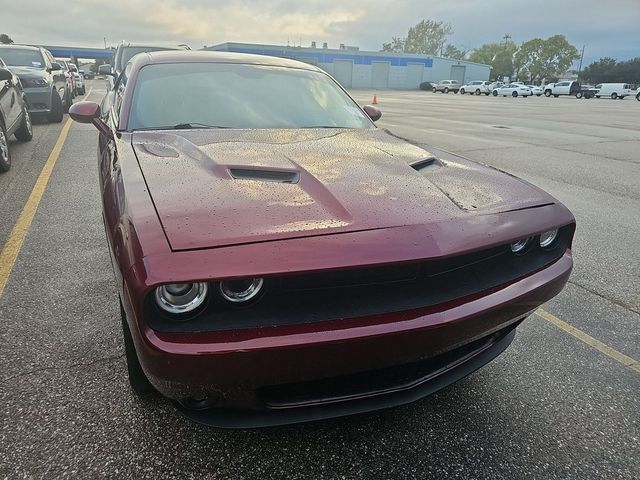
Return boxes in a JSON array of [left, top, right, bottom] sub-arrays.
[[0, 117, 73, 297], [537, 308, 640, 373]]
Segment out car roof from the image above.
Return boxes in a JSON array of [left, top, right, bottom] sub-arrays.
[[127, 50, 323, 73], [0, 44, 41, 51]]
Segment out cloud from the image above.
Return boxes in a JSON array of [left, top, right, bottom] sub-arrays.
[[1, 0, 638, 62]]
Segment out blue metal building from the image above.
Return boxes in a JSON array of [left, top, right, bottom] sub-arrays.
[[206, 42, 490, 89]]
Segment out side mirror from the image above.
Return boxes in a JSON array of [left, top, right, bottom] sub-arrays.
[[0, 68, 13, 81], [49, 62, 62, 72], [69, 101, 113, 138], [363, 105, 382, 122]]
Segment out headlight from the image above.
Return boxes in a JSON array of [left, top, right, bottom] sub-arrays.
[[219, 278, 264, 303], [510, 237, 532, 254], [21, 78, 48, 88], [539, 229, 559, 248], [155, 282, 208, 314]]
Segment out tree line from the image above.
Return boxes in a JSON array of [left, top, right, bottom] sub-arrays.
[[381, 20, 635, 84]]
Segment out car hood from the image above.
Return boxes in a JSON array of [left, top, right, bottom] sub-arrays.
[[132, 128, 554, 251], [7, 66, 47, 79]]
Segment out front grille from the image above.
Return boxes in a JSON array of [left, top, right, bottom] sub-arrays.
[[259, 323, 519, 409], [146, 225, 573, 333]]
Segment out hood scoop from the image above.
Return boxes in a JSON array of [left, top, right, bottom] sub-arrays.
[[229, 167, 300, 184], [410, 156, 441, 172]]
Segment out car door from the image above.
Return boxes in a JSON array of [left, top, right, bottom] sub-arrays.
[[0, 61, 20, 130]]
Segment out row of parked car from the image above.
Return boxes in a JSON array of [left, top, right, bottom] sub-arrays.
[[423, 79, 640, 100], [0, 44, 89, 172]]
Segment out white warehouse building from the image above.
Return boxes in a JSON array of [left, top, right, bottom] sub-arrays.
[[205, 42, 491, 89]]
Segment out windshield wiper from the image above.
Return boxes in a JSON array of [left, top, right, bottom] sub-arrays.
[[172, 123, 230, 129]]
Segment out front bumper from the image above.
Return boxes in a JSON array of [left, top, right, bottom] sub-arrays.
[[23, 87, 52, 114], [130, 251, 572, 427]]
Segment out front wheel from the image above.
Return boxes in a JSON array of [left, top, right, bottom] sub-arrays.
[[575, 92, 583, 99], [492, 90, 498, 96], [512, 91, 518, 97], [636, 93, 640, 101], [544, 90, 552, 97], [48, 91, 63, 123], [460, 89, 465, 95], [432, 87, 437, 93], [120, 299, 157, 396], [475, 89, 481, 95], [14, 107, 33, 142], [0, 122, 11, 173]]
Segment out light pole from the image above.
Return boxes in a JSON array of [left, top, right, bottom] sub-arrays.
[[577, 45, 585, 77]]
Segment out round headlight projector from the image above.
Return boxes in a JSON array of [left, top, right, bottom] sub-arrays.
[[155, 282, 208, 314], [219, 278, 264, 303], [510, 237, 532, 254], [539, 229, 559, 248]]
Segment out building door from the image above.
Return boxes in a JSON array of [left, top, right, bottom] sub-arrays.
[[371, 61, 390, 88], [406, 63, 424, 88], [333, 60, 353, 88], [450, 65, 466, 83]]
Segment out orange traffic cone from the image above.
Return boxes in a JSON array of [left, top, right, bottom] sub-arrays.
[[372, 95, 378, 105]]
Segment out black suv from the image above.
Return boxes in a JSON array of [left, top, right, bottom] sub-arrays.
[[0, 45, 68, 122]]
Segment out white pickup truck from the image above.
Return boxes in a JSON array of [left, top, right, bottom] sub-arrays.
[[544, 81, 581, 97]]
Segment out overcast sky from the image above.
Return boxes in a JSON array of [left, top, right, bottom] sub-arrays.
[[2, 0, 639, 65]]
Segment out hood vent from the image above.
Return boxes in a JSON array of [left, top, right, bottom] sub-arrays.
[[410, 157, 440, 171], [229, 168, 300, 184]]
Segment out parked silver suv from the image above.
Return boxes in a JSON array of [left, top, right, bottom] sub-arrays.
[[432, 80, 461, 93], [0, 45, 67, 123]]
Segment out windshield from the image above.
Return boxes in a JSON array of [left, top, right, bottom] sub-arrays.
[[117, 46, 179, 71], [129, 63, 374, 131], [0, 48, 44, 68]]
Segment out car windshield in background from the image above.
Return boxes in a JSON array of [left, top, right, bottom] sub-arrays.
[[117, 47, 178, 71], [0, 48, 44, 68], [129, 63, 374, 130]]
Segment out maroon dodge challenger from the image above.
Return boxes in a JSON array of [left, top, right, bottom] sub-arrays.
[[69, 51, 574, 427]]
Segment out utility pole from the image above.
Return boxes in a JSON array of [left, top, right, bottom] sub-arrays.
[[577, 45, 586, 76], [103, 37, 107, 49], [502, 34, 512, 46]]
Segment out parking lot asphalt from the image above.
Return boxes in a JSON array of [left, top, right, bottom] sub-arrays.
[[1, 81, 638, 479]]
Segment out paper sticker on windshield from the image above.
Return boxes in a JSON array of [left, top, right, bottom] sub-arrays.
[[344, 106, 363, 117], [31, 61, 42, 67]]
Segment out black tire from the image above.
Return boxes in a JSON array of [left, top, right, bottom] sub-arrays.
[[120, 299, 156, 396], [0, 120, 10, 173], [475, 89, 481, 95], [544, 90, 552, 97], [536, 94, 542, 96], [14, 106, 33, 142], [611, 93, 617, 100], [485, 92, 490, 96], [636, 93, 639, 101], [63, 88, 71, 113], [575, 92, 583, 99], [618, 96, 624, 100], [48, 91, 63, 123], [444, 87, 449, 93], [432, 87, 437, 93], [553, 94, 559, 98], [459, 89, 465, 95], [596, 95, 600, 98], [512, 91, 518, 97], [492, 90, 498, 96]]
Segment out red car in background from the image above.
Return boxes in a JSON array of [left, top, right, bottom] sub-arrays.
[[69, 51, 575, 428]]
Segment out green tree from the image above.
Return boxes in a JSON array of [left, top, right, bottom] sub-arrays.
[[469, 41, 517, 79], [442, 44, 467, 60], [0, 33, 14, 44], [514, 35, 580, 82], [381, 37, 405, 54], [381, 20, 453, 55], [581, 57, 640, 83]]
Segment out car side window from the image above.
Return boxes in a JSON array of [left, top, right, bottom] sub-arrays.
[[114, 62, 132, 118]]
